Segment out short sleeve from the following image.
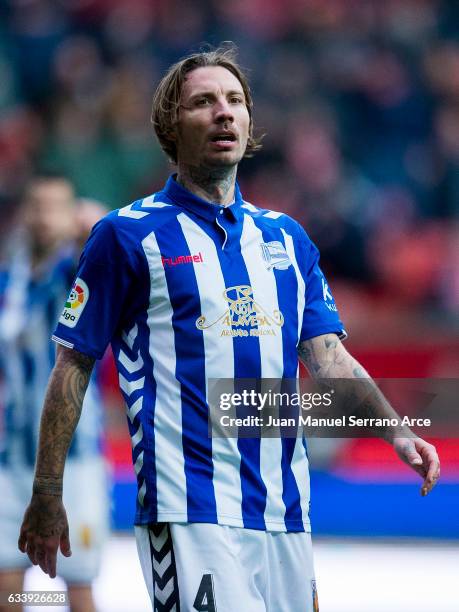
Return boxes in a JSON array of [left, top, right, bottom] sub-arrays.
[[52, 216, 137, 359], [297, 229, 347, 342]]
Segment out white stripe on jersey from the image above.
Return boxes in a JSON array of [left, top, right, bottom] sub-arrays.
[[264, 211, 284, 219], [241, 202, 258, 212], [288, 437, 311, 526], [119, 204, 149, 219], [141, 197, 172, 209], [177, 213, 243, 526], [241, 215, 287, 528], [282, 228, 310, 522], [142, 231, 187, 518], [281, 229, 305, 342]]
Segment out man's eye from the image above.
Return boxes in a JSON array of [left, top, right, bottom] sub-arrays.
[[230, 97, 243, 104], [196, 98, 211, 106]]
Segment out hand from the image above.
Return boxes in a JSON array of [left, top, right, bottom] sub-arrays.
[[18, 494, 72, 578], [393, 437, 440, 496]]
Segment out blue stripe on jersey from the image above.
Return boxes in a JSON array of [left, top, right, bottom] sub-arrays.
[[253, 221, 305, 531], [290, 225, 315, 464], [156, 218, 217, 523], [281, 434, 304, 530], [214, 212, 267, 530]]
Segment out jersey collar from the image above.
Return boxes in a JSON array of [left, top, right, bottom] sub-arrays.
[[162, 174, 244, 223]]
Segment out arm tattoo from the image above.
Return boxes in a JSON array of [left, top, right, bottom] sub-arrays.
[[324, 336, 338, 350], [298, 334, 409, 441], [34, 347, 95, 495], [298, 334, 351, 378], [33, 475, 63, 496]]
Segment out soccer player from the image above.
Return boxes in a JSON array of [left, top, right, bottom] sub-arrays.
[[0, 176, 109, 612], [18, 47, 440, 611]]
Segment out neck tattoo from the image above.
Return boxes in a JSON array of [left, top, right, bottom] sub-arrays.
[[177, 165, 237, 206]]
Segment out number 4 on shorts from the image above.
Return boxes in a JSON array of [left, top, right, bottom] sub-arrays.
[[193, 573, 217, 611]]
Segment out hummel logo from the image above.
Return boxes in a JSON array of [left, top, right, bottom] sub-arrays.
[[162, 252, 204, 267]]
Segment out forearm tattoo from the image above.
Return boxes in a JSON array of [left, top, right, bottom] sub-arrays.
[[34, 347, 95, 495], [298, 334, 408, 441]]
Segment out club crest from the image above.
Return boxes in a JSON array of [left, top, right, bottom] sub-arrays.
[[260, 241, 291, 270]]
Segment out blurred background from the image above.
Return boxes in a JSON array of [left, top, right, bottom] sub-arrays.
[[0, 0, 458, 610]]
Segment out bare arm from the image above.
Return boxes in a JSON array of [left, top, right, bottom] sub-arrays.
[[298, 333, 440, 496], [18, 344, 95, 577]]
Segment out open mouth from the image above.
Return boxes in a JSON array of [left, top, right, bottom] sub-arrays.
[[211, 133, 237, 143]]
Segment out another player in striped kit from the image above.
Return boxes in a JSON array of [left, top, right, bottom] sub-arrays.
[[0, 176, 109, 612], [18, 46, 440, 611]]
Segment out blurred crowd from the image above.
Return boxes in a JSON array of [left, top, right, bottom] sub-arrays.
[[0, 0, 458, 336]]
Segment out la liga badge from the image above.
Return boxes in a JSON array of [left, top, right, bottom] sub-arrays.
[[59, 277, 89, 328]]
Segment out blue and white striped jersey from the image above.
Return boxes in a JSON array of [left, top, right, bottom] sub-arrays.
[[53, 175, 346, 532], [0, 243, 103, 467]]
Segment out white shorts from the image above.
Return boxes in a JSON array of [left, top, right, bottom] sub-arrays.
[[0, 457, 110, 584], [135, 522, 319, 612]]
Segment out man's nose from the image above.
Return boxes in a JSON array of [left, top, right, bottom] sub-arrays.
[[214, 98, 234, 123]]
